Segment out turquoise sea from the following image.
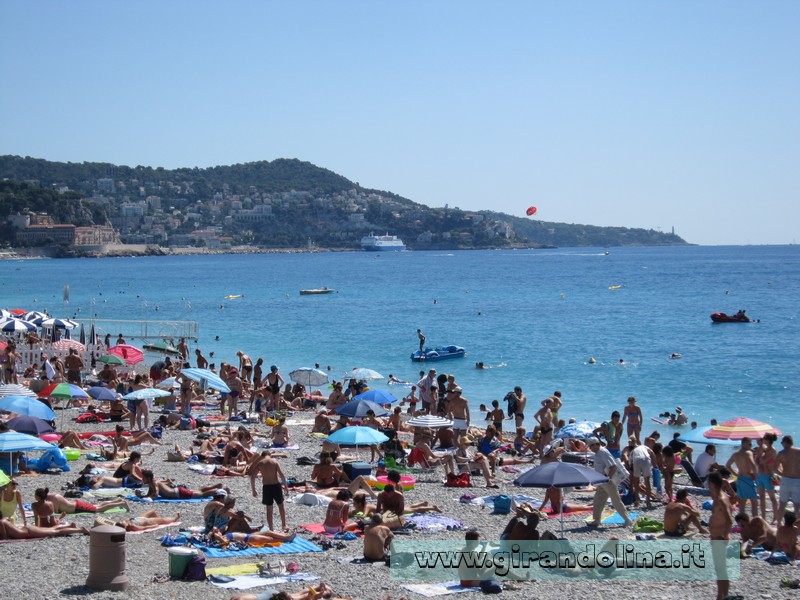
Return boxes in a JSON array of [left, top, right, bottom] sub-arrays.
[[2, 246, 798, 443]]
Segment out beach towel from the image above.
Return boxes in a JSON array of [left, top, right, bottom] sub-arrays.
[[289, 493, 332, 506], [401, 581, 481, 597], [467, 494, 540, 509], [752, 550, 798, 565], [188, 464, 217, 475], [299, 522, 362, 538], [543, 506, 593, 518], [196, 536, 324, 558], [208, 573, 318, 590], [602, 511, 638, 525], [126, 495, 209, 504], [404, 513, 466, 532], [23, 504, 126, 518], [84, 488, 137, 498]]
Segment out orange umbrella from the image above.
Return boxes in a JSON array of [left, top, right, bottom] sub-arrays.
[[107, 344, 144, 365], [703, 417, 781, 441]]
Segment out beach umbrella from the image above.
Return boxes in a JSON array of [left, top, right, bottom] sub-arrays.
[[78, 323, 86, 345], [6, 415, 55, 436], [0, 396, 57, 421], [326, 426, 389, 446], [703, 417, 782, 441], [86, 386, 121, 401], [555, 421, 601, 440], [38, 382, 90, 400], [353, 389, 399, 405], [406, 414, 454, 429], [23, 311, 47, 322], [97, 354, 126, 365], [122, 388, 171, 400], [678, 426, 739, 447], [514, 461, 610, 536], [89, 323, 97, 345], [107, 344, 145, 365], [156, 377, 178, 390], [0, 431, 55, 452], [41, 317, 79, 330], [0, 309, 11, 319], [0, 318, 36, 333], [179, 368, 231, 393], [142, 341, 181, 355], [289, 368, 329, 387], [0, 384, 37, 398], [348, 368, 384, 380], [8, 309, 26, 316], [52, 339, 86, 352], [335, 399, 389, 418]]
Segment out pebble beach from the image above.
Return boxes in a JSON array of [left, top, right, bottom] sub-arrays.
[[2, 406, 796, 600]]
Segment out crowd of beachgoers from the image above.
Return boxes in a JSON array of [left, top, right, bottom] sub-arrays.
[[0, 330, 799, 599]]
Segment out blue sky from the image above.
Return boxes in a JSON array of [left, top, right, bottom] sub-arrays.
[[1, 1, 797, 245]]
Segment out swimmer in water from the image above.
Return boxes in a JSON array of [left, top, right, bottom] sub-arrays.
[[670, 353, 682, 359]]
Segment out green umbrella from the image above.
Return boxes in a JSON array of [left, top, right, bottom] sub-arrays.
[[97, 354, 125, 365], [143, 341, 181, 355]]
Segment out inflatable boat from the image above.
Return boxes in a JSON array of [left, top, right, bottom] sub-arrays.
[[411, 345, 466, 362], [711, 312, 751, 323]]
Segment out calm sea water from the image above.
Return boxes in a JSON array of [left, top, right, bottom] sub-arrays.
[[2, 246, 798, 443]]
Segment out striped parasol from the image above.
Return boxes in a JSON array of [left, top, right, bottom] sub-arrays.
[[108, 344, 144, 365], [703, 417, 782, 441], [52, 339, 86, 352]]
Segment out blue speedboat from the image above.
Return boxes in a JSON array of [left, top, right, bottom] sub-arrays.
[[410, 345, 466, 362]]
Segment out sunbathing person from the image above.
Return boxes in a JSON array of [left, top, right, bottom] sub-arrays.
[[1, 512, 89, 538], [208, 525, 296, 546], [139, 469, 225, 500], [735, 512, 777, 555], [75, 474, 127, 489], [57, 430, 89, 450], [95, 509, 181, 532], [776, 511, 799, 565], [112, 425, 162, 452], [229, 581, 339, 600], [454, 436, 498, 488], [537, 486, 593, 514], [412, 431, 456, 475], [384, 470, 442, 513], [310, 452, 377, 498], [46, 490, 129, 515], [663, 489, 708, 536]]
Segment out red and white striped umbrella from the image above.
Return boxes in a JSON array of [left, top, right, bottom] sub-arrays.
[[703, 417, 782, 441], [108, 344, 145, 365], [53, 339, 86, 352]]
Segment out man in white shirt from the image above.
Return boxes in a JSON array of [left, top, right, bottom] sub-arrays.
[[694, 444, 720, 485], [416, 369, 437, 415], [588, 437, 633, 527]]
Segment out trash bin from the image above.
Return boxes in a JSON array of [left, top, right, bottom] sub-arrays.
[[86, 524, 129, 591], [168, 546, 198, 578]]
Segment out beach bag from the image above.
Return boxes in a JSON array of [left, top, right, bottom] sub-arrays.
[[609, 458, 629, 485], [76, 412, 99, 423], [259, 559, 287, 577], [184, 554, 207, 581], [491, 495, 511, 515], [445, 472, 472, 488]]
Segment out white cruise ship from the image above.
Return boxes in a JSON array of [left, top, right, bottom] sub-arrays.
[[360, 233, 406, 251]]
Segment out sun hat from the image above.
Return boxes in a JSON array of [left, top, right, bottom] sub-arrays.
[[586, 436, 601, 447], [0, 469, 10, 488], [213, 489, 228, 498]]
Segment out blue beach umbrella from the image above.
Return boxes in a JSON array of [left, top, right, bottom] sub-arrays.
[[554, 421, 601, 440], [41, 317, 79, 330], [0, 395, 57, 421], [179, 368, 231, 393], [326, 426, 389, 446], [6, 415, 55, 437], [0, 319, 36, 333], [0, 431, 56, 452], [352, 389, 398, 405], [335, 399, 389, 418], [86, 386, 121, 401], [123, 388, 172, 400], [678, 426, 739, 447], [514, 461, 610, 536]]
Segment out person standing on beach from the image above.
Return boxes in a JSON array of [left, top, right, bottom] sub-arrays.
[[237, 351, 253, 383], [249, 450, 289, 531], [194, 348, 208, 369], [226, 368, 243, 417], [707, 472, 733, 600], [417, 329, 425, 352], [594, 411, 622, 458], [725, 437, 760, 517], [417, 369, 437, 415], [755, 433, 779, 523], [448, 387, 470, 437], [512, 386, 526, 429], [176, 337, 189, 361], [621, 396, 643, 443], [775, 435, 800, 525], [587, 437, 633, 527], [533, 398, 554, 454], [64, 348, 84, 385], [264, 365, 284, 413]]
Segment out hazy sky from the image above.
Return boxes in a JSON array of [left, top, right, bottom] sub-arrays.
[[1, 1, 797, 245]]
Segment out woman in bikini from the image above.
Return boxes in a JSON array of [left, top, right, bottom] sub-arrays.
[[208, 525, 295, 545], [96, 509, 181, 532], [622, 396, 643, 443], [0, 475, 26, 526], [0, 513, 88, 538]]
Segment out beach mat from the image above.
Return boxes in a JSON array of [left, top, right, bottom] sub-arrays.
[[85, 488, 137, 498], [208, 573, 318, 590], [401, 582, 480, 597], [469, 494, 540, 509], [404, 513, 466, 532], [543, 507, 593, 518], [198, 536, 324, 558], [126, 495, 209, 504], [603, 511, 638, 524], [207, 562, 261, 576]]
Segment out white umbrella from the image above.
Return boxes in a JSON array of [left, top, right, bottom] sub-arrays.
[[289, 368, 329, 387], [348, 368, 384, 380], [0, 384, 37, 398], [406, 415, 454, 429]]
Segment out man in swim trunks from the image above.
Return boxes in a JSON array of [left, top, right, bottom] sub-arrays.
[[363, 513, 394, 561], [663, 488, 708, 536], [726, 437, 760, 517], [776, 435, 800, 525], [417, 329, 425, 352], [64, 348, 84, 385], [448, 387, 470, 436], [512, 386, 526, 429], [533, 397, 554, 454], [250, 450, 289, 531], [708, 472, 733, 600]]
